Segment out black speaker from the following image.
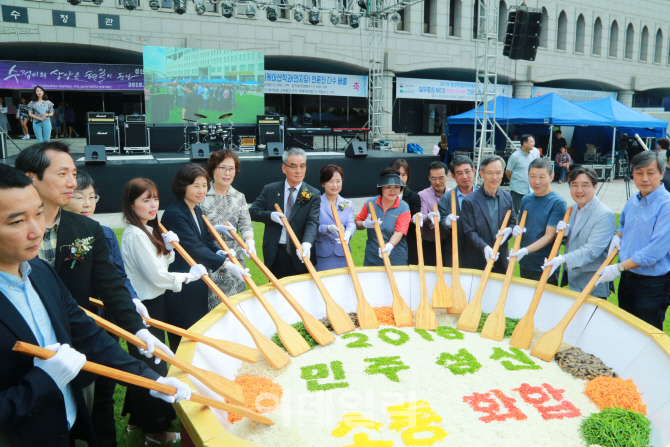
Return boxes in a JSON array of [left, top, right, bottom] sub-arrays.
[[84, 145, 106, 164], [191, 143, 210, 161], [264, 142, 284, 160], [258, 123, 282, 145], [503, 8, 542, 61], [345, 141, 368, 158], [87, 123, 116, 147], [125, 122, 148, 147]]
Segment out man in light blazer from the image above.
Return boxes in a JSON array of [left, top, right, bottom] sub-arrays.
[[543, 166, 616, 297], [461, 155, 517, 274], [249, 148, 321, 279]]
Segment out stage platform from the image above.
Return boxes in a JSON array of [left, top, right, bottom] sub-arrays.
[[2, 150, 438, 213]]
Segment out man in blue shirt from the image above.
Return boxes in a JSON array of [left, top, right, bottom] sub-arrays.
[[595, 151, 670, 330], [505, 135, 539, 215], [509, 158, 568, 286]]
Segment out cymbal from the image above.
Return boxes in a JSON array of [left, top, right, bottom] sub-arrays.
[[218, 113, 232, 119], [194, 113, 208, 119], [183, 118, 197, 122], [199, 131, 209, 134]]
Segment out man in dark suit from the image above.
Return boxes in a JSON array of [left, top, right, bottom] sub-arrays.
[[250, 148, 321, 279], [0, 165, 192, 447], [461, 155, 517, 274], [15, 142, 171, 447]]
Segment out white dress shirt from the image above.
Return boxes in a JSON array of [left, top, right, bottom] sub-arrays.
[[279, 180, 302, 244], [121, 225, 188, 301]]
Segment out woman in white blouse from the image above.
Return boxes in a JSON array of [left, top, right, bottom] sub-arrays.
[[120, 177, 206, 445]]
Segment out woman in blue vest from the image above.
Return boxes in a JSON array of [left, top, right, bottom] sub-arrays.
[[356, 168, 411, 266]]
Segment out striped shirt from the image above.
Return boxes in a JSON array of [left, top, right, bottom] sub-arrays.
[[38, 209, 61, 268]]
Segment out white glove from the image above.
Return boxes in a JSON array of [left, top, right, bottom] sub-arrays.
[[336, 230, 352, 245], [214, 223, 236, 238], [296, 242, 311, 263], [223, 260, 251, 281], [362, 215, 382, 229], [150, 377, 196, 403], [484, 246, 500, 262], [413, 213, 424, 228], [444, 214, 459, 228], [161, 231, 179, 251], [132, 298, 151, 321], [216, 249, 235, 258], [512, 225, 527, 238], [595, 264, 621, 286], [270, 211, 285, 227], [556, 221, 570, 236], [608, 235, 621, 257], [497, 227, 513, 244], [135, 329, 174, 364], [243, 239, 256, 258], [508, 247, 528, 262], [427, 211, 440, 229], [327, 224, 339, 234], [542, 254, 565, 277], [378, 242, 394, 258], [185, 264, 207, 284], [34, 343, 86, 389]]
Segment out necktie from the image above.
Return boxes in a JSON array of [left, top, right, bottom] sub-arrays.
[[285, 187, 296, 253]]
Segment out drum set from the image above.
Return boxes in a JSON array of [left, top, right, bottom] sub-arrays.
[[179, 112, 236, 154]]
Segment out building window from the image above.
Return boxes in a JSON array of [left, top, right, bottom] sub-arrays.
[[609, 20, 619, 57], [449, 0, 461, 37], [654, 29, 663, 63], [624, 23, 634, 59], [539, 7, 548, 48], [396, 9, 409, 31], [592, 17, 602, 55], [424, 0, 436, 33], [575, 14, 585, 53], [472, 0, 479, 39], [498, 0, 507, 42], [639, 26, 649, 61], [556, 11, 567, 51]]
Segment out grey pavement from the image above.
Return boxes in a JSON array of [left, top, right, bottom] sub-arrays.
[[92, 179, 637, 230]]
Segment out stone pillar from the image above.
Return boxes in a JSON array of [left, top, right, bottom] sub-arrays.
[[381, 69, 396, 142], [513, 81, 534, 99], [617, 90, 634, 107]]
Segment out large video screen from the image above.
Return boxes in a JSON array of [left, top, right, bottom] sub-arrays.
[[143, 46, 265, 124]]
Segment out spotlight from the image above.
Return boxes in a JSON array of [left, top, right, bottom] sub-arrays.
[[266, 4, 277, 21], [124, 0, 137, 10], [222, 0, 233, 17], [173, 0, 187, 14], [308, 8, 319, 25], [68, 0, 81, 5], [329, 8, 340, 25], [390, 11, 401, 22], [349, 13, 359, 28], [357, 0, 366, 10], [245, 2, 256, 18], [195, 0, 206, 14], [294, 7, 303, 22], [92, 0, 103, 5], [149, 0, 159, 9]]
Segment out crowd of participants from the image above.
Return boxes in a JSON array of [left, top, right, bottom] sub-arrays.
[[1, 135, 670, 446]]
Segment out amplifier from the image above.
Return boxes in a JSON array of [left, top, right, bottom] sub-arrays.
[[239, 135, 256, 152], [125, 115, 146, 123], [87, 122, 118, 152], [87, 111, 115, 122], [256, 114, 282, 124], [124, 121, 150, 154]]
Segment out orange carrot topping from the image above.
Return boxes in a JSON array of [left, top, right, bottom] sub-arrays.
[[583, 376, 646, 415], [373, 307, 396, 326], [226, 375, 283, 423]]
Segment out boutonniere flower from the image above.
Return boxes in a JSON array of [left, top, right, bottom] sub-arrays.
[[61, 237, 94, 269], [298, 188, 314, 204], [338, 201, 350, 211]]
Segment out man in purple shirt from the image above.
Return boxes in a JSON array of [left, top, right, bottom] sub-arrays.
[[417, 161, 450, 266]]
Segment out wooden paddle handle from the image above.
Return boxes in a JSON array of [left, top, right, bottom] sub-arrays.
[[159, 223, 199, 267], [498, 211, 527, 295], [433, 203, 444, 274], [368, 202, 390, 261], [274, 203, 307, 257], [81, 306, 154, 354], [450, 190, 459, 273], [491, 210, 512, 254], [331, 204, 356, 269], [547, 207, 573, 263]]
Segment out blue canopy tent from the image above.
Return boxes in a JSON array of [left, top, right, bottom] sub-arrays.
[[229, 80, 242, 85], [243, 80, 259, 85]]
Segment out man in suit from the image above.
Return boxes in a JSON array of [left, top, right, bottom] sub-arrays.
[[542, 166, 616, 297], [15, 142, 171, 447], [461, 155, 517, 274], [438, 155, 476, 268], [250, 148, 320, 279], [0, 165, 192, 447], [417, 161, 449, 267]]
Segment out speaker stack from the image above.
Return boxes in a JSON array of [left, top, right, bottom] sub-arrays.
[[502, 6, 543, 61], [124, 115, 150, 154], [345, 141, 369, 158], [87, 112, 119, 153], [257, 115, 284, 148]]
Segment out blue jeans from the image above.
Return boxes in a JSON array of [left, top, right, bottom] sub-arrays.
[[618, 271, 670, 330], [33, 119, 52, 143], [558, 166, 568, 182]]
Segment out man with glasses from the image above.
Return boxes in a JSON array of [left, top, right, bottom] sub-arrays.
[[250, 148, 321, 278], [417, 161, 450, 266], [542, 166, 616, 297], [460, 155, 516, 274]]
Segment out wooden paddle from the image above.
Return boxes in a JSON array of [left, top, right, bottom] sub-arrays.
[[273, 204, 355, 335], [89, 298, 258, 364], [480, 211, 527, 341], [203, 216, 310, 357], [447, 189, 467, 314], [509, 207, 573, 350], [367, 202, 414, 327], [80, 307, 246, 405], [159, 223, 290, 370], [431, 203, 452, 309], [531, 248, 619, 361], [331, 204, 379, 330], [415, 213, 437, 330], [224, 227, 335, 346], [13, 341, 273, 426], [457, 209, 512, 333]]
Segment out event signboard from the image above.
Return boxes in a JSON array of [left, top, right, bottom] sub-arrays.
[[0, 61, 143, 90], [396, 77, 512, 101], [264, 70, 368, 97], [532, 86, 617, 102]]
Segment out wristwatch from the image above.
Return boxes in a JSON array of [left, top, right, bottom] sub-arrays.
[[617, 262, 625, 272]]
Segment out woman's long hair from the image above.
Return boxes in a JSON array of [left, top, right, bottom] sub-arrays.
[[122, 178, 169, 256]]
